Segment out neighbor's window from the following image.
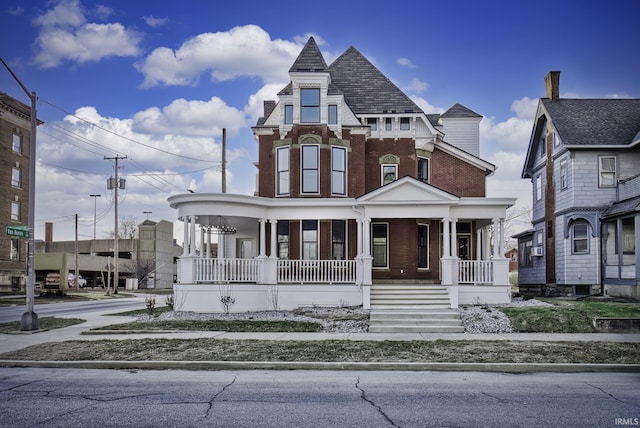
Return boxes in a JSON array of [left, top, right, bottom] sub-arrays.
[[11, 167, 21, 188], [328, 104, 337, 124], [302, 220, 318, 260], [11, 201, 20, 221], [572, 222, 589, 254], [599, 156, 616, 187], [560, 159, 568, 190], [332, 146, 346, 195], [536, 175, 542, 201], [276, 146, 289, 196], [418, 158, 429, 183], [301, 145, 319, 194], [382, 165, 397, 186], [622, 217, 635, 255], [300, 88, 320, 123], [372, 223, 388, 268], [418, 224, 429, 269], [540, 132, 546, 157], [400, 117, 410, 130], [518, 238, 533, 267], [385, 118, 392, 131], [10, 238, 20, 261], [367, 118, 377, 131], [277, 220, 289, 260], [284, 104, 293, 124], [332, 220, 346, 260], [12, 133, 22, 153]]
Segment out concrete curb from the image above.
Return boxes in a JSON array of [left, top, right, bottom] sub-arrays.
[[1, 360, 638, 373]]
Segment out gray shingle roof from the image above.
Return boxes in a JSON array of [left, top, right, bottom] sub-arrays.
[[327, 46, 423, 115], [602, 195, 640, 218], [289, 37, 327, 72], [440, 103, 482, 118], [542, 98, 640, 146]]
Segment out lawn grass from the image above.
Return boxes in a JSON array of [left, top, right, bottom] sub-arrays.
[[1, 338, 637, 364], [106, 306, 174, 317], [501, 300, 640, 333], [0, 317, 85, 334], [88, 319, 323, 333]]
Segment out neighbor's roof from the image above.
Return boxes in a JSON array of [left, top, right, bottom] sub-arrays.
[[602, 195, 640, 218], [440, 103, 482, 119], [542, 98, 640, 147]]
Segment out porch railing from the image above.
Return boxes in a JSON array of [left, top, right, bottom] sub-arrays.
[[195, 258, 259, 283], [278, 259, 356, 284], [458, 260, 494, 285]]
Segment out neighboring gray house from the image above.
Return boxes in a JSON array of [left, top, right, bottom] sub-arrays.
[[518, 71, 640, 299]]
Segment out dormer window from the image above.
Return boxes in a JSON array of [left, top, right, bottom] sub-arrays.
[[284, 104, 293, 124], [301, 88, 320, 123]]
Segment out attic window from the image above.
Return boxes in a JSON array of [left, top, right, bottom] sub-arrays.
[[301, 88, 320, 123], [400, 117, 410, 130], [367, 118, 377, 131]]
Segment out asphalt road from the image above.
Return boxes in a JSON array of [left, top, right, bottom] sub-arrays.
[[1, 369, 638, 427], [0, 296, 146, 323]]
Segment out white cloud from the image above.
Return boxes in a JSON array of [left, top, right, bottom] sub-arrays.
[[143, 16, 169, 28], [136, 24, 303, 87], [8, 6, 24, 16], [480, 97, 537, 153], [397, 57, 416, 68], [32, 0, 142, 68], [404, 78, 429, 94], [410, 96, 445, 114], [244, 83, 288, 123]]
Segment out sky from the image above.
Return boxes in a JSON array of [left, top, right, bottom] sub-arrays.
[[1, 0, 639, 243]]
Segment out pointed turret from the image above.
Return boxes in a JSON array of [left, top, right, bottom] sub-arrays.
[[289, 37, 327, 72]]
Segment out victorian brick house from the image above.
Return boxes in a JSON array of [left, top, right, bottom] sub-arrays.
[[169, 38, 515, 318]]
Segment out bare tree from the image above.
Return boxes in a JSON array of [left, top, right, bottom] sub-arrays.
[[106, 216, 139, 239], [121, 257, 156, 288], [504, 205, 533, 249]]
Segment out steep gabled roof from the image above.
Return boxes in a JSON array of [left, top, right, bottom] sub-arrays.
[[327, 46, 423, 115], [289, 37, 327, 72], [440, 103, 482, 119], [541, 98, 640, 147]]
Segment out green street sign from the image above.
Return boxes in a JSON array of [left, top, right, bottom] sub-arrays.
[[6, 225, 29, 238]]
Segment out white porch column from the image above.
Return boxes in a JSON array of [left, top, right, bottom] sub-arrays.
[[451, 218, 458, 258], [442, 218, 451, 257], [217, 235, 224, 260], [182, 217, 189, 257], [483, 228, 491, 260], [199, 226, 205, 258], [258, 219, 267, 258], [499, 218, 506, 257], [206, 228, 211, 258], [492, 218, 502, 258], [269, 219, 278, 258], [361, 217, 372, 286], [476, 229, 482, 260], [356, 219, 363, 258], [189, 216, 197, 257]]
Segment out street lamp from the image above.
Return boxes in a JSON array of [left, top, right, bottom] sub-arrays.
[[1, 56, 38, 330], [90, 194, 101, 239]]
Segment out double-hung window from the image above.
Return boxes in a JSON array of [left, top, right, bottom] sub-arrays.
[[12, 133, 21, 153], [301, 88, 320, 123], [417, 158, 429, 183], [535, 175, 542, 201], [328, 104, 337, 124], [284, 104, 293, 124], [277, 220, 289, 259], [599, 156, 616, 187], [385, 118, 392, 131], [400, 117, 410, 130], [572, 222, 589, 254], [332, 220, 346, 260], [372, 223, 388, 268], [418, 224, 429, 269], [332, 146, 346, 195], [10, 238, 20, 261], [11, 201, 20, 221], [367, 118, 377, 131], [276, 146, 289, 196], [11, 167, 21, 188], [560, 159, 568, 190], [302, 220, 318, 260], [301, 145, 319, 194], [382, 165, 397, 186]]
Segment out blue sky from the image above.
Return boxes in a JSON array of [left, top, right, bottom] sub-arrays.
[[2, 0, 639, 242]]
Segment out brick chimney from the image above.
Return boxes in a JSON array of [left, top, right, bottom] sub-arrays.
[[263, 100, 276, 118], [45, 222, 53, 242], [544, 71, 561, 101]]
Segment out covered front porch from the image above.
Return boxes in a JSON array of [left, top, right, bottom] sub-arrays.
[[169, 178, 515, 312]]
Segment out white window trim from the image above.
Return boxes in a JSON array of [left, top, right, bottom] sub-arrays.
[[300, 88, 320, 124], [275, 146, 290, 196], [418, 157, 429, 183], [11, 167, 21, 188], [10, 201, 20, 222], [331, 146, 347, 196], [381, 164, 398, 186], [300, 144, 320, 195], [535, 175, 542, 201], [371, 222, 389, 269], [598, 156, 616, 188], [572, 222, 589, 254], [560, 159, 568, 190]]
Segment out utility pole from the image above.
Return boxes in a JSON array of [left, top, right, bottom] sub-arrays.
[[105, 155, 126, 294], [222, 128, 226, 193], [1, 56, 39, 331], [75, 213, 78, 289], [90, 194, 101, 239]]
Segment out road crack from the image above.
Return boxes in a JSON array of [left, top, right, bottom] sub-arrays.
[[585, 382, 640, 409], [355, 376, 398, 427]]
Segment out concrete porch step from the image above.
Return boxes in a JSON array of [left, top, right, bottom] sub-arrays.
[[370, 310, 461, 321], [368, 324, 465, 333]]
